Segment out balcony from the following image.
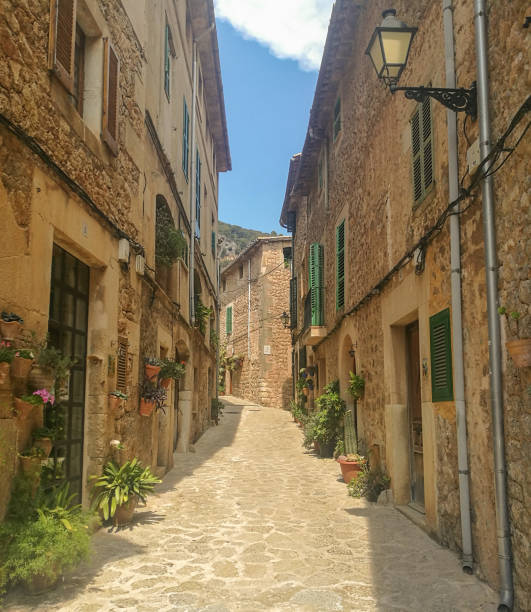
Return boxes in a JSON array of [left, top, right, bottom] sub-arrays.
[[302, 291, 327, 345]]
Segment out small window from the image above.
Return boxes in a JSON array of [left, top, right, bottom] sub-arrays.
[[333, 97, 341, 141], [429, 308, 454, 402], [239, 264, 244, 279], [48, 0, 76, 92], [226, 306, 232, 334], [411, 98, 434, 205]]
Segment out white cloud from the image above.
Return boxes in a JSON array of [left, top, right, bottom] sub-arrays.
[[214, 0, 334, 71]]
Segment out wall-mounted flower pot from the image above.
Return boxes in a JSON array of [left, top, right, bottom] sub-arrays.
[[109, 395, 121, 411], [145, 364, 161, 382], [12, 356, 33, 379], [28, 366, 54, 391], [0, 361, 10, 386], [160, 378, 171, 388], [506, 339, 531, 368], [337, 457, 364, 484], [34, 437, 53, 458], [0, 319, 21, 341], [139, 399, 155, 417], [302, 387, 309, 397], [14, 397, 33, 420], [19, 455, 42, 476]]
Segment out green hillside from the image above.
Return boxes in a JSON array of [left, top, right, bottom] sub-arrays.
[[218, 221, 282, 265]]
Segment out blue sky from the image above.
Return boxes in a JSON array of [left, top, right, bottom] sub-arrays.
[[215, 2, 333, 234]]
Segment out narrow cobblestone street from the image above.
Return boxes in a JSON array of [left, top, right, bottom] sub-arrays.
[[7, 397, 497, 612]]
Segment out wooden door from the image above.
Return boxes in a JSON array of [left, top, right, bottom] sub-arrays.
[[406, 321, 424, 508]]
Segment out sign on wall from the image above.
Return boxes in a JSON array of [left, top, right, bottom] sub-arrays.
[[263, 345, 271, 355]]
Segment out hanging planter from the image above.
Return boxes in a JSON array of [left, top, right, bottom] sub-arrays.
[[0, 361, 10, 386], [144, 358, 162, 382], [14, 397, 34, 420], [19, 447, 45, 476], [109, 391, 128, 411], [506, 339, 531, 368], [139, 399, 155, 417], [12, 350, 34, 379], [0, 311, 23, 341], [28, 366, 54, 391]]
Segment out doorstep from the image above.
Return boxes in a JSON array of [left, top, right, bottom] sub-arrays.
[[396, 503, 427, 532]]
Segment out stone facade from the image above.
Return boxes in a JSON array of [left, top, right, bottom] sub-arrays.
[[220, 237, 292, 409], [281, 1, 529, 609], [0, 0, 230, 513]]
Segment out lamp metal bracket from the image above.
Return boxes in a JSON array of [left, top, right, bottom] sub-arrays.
[[390, 82, 477, 117]]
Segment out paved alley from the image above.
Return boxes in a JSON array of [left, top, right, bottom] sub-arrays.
[[7, 397, 498, 612]]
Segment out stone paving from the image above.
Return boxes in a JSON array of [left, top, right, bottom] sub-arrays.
[[6, 396, 498, 612]]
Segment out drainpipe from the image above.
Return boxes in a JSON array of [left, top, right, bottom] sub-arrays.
[[442, 0, 473, 574], [188, 40, 198, 327], [247, 258, 251, 358], [474, 1, 513, 609]]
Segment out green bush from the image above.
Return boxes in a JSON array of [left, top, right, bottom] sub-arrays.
[[347, 464, 391, 501]]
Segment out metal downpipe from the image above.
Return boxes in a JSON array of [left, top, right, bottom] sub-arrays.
[[442, 0, 473, 574], [474, 1, 513, 609], [189, 40, 198, 327]]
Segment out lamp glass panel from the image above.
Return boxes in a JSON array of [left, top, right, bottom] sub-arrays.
[[384, 65, 401, 78], [380, 30, 413, 67], [368, 33, 384, 74]]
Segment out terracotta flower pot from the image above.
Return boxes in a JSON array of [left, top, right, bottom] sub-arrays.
[[28, 366, 54, 391], [144, 364, 161, 382], [109, 395, 121, 411], [302, 387, 309, 397], [506, 339, 531, 368], [160, 377, 171, 388], [19, 455, 42, 476], [0, 361, 10, 386], [0, 319, 22, 341], [139, 398, 155, 417], [337, 458, 364, 484], [11, 356, 34, 379], [113, 497, 138, 526], [34, 437, 53, 458], [14, 397, 34, 419]]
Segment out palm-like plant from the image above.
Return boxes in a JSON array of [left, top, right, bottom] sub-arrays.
[[90, 458, 161, 521]]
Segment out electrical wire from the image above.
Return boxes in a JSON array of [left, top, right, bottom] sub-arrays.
[[221, 260, 287, 295], [225, 310, 288, 345]]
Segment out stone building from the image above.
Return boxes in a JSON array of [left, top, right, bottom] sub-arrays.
[[0, 0, 230, 513], [280, 1, 529, 609], [219, 237, 292, 409]]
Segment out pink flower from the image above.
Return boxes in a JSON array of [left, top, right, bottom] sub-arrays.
[[33, 389, 55, 405]]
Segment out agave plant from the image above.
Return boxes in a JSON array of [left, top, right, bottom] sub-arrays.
[[90, 458, 161, 521]]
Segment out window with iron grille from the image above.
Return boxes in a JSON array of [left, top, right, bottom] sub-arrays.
[[429, 308, 453, 402], [116, 337, 128, 393], [336, 220, 345, 310], [411, 97, 434, 205], [309, 243, 324, 326]]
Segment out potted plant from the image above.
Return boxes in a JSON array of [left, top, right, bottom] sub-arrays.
[[194, 299, 213, 336], [347, 463, 391, 502], [18, 446, 46, 476], [109, 390, 128, 411], [498, 306, 531, 367], [139, 382, 167, 417], [158, 358, 186, 388], [15, 389, 55, 420], [29, 344, 75, 391], [11, 348, 34, 379], [311, 380, 346, 457], [32, 426, 56, 458], [0, 340, 14, 385], [336, 408, 365, 483], [211, 397, 224, 424], [144, 357, 162, 382], [0, 311, 23, 340], [348, 371, 365, 401], [90, 458, 161, 526]]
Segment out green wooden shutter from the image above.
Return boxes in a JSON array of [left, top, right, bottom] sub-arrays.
[[182, 99, 189, 179], [164, 23, 170, 99], [411, 98, 434, 205], [429, 308, 454, 401], [336, 221, 345, 310], [195, 149, 201, 237], [309, 243, 324, 326], [226, 306, 232, 334], [211, 231, 216, 256], [290, 276, 298, 328]]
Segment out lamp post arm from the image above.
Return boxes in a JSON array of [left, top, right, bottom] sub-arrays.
[[390, 82, 477, 117]]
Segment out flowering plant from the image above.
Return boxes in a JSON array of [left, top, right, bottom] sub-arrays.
[[110, 439, 124, 450], [15, 349, 34, 360], [0, 340, 14, 363], [159, 359, 186, 380], [20, 389, 55, 406]]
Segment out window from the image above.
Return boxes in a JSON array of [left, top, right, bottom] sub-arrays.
[[411, 97, 434, 205], [48, 0, 76, 92], [182, 99, 190, 179], [116, 336, 128, 393], [72, 25, 85, 115], [429, 308, 454, 402], [290, 276, 298, 328], [333, 97, 341, 141], [195, 149, 201, 237], [239, 264, 244, 279], [102, 38, 120, 155], [163, 21, 175, 100], [309, 243, 324, 326], [226, 306, 232, 334], [336, 220, 345, 310]]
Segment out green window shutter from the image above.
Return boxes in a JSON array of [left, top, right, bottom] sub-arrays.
[[195, 149, 201, 237], [211, 231, 216, 256], [182, 100, 189, 179], [226, 306, 232, 334], [290, 276, 298, 328], [429, 308, 454, 401], [411, 98, 434, 205], [309, 243, 324, 326], [336, 220, 345, 310], [164, 23, 170, 99], [333, 97, 341, 141]]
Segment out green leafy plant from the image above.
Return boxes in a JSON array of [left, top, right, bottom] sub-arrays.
[[156, 219, 188, 268], [347, 464, 390, 501], [498, 306, 523, 339], [348, 372, 365, 400], [303, 381, 346, 453], [159, 358, 186, 381], [290, 400, 307, 423], [90, 459, 161, 521], [109, 390, 128, 399], [211, 398, 224, 424], [32, 427, 56, 441], [35, 345, 76, 386], [144, 356, 163, 366], [14, 349, 33, 360], [0, 341, 14, 363], [19, 446, 46, 459], [1, 311, 23, 323], [195, 300, 213, 335], [334, 439, 345, 458], [140, 382, 167, 413]]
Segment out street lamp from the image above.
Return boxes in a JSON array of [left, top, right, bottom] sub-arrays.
[[366, 9, 477, 117], [280, 311, 290, 329]]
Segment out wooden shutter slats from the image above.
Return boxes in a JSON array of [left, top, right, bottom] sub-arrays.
[[336, 221, 345, 310], [226, 306, 232, 334], [290, 276, 297, 328], [49, 0, 77, 92], [182, 100, 190, 178], [429, 308, 454, 401], [102, 38, 120, 155], [116, 337, 128, 393], [309, 243, 324, 326], [411, 99, 434, 204]]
